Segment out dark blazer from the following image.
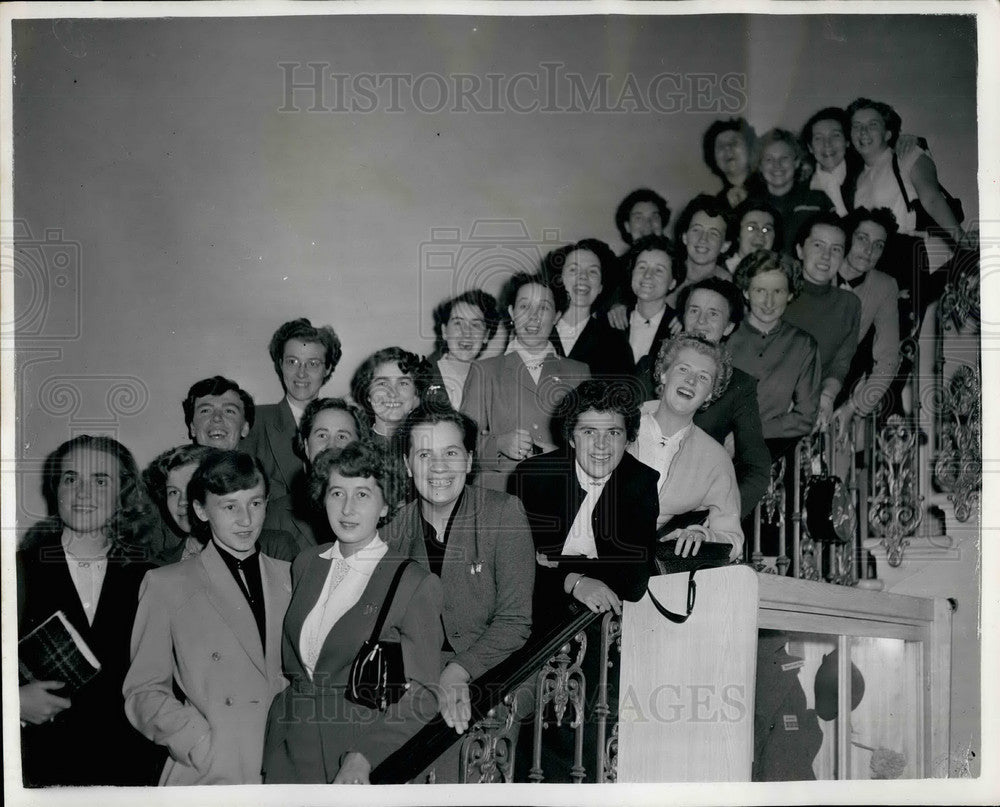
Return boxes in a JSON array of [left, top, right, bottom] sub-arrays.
[[262, 490, 328, 556], [626, 303, 678, 401], [508, 449, 659, 628], [382, 486, 535, 680], [262, 547, 443, 783], [17, 522, 164, 786], [552, 315, 634, 381], [244, 399, 302, 501], [693, 366, 771, 518]]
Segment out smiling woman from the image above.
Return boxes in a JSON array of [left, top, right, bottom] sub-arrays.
[[627, 334, 743, 559]]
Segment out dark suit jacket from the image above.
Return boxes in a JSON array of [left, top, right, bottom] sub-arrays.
[[626, 303, 678, 401], [693, 366, 771, 517], [262, 547, 442, 783], [262, 490, 328, 556], [552, 315, 634, 381], [244, 399, 302, 500], [382, 486, 535, 680], [507, 449, 659, 629], [17, 521, 164, 786]]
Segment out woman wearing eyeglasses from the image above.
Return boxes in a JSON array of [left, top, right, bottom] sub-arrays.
[[243, 318, 344, 501], [724, 199, 783, 274]]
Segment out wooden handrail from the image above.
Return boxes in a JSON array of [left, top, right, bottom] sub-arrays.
[[370, 606, 600, 784]]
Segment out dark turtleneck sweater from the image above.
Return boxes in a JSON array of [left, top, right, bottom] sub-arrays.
[[783, 279, 861, 385]]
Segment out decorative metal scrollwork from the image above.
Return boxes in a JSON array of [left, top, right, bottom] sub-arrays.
[[938, 267, 980, 333], [933, 364, 981, 522], [604, 722, 619, 783], [461, 690, 521, 783], [530, 632, 588, 783], [868, 415, 923, 566], [752, 457, 786, 575], [595, 613, 622, 783]]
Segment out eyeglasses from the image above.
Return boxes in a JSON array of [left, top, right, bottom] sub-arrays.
[[282, 357, 325, 372]]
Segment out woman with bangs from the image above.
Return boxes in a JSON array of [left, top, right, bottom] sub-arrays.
[[18, 435, 163, 786], [262, 440, 443, 785], [542, 239, 633, 380], [422, 290, 500, 410], [627, 334, 744, 560], [143, 443, 219, 564]]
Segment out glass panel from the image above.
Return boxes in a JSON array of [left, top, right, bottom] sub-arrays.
[[847, 636, 923, 780], [754, 629, 838, 782]]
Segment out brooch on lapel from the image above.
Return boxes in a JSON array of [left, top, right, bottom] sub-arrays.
[[470, 561, 483, 575], [363, 602, 378, 616]]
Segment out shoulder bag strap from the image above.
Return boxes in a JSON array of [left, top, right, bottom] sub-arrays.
[[645, 569, 697, 624], [891, 151, 917, 213], [366, 558, 412, 644]]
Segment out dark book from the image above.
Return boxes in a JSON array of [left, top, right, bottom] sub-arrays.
[[18, 611, 101, 695]]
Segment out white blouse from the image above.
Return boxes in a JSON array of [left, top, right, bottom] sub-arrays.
[[298, 536, 388, 680]]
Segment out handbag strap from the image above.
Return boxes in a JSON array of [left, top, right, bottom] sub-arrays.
[[891, 152, 917, 214], [365, 559, 412, 645], [645, 569, 697, 624]]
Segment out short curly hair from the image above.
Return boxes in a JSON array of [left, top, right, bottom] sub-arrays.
[[267, 318, 343, 385], [729, 197, 784, 255], [732, 249, 804, 301], [675, 277, 746, 331], [845, 97, 902, 149], [843, 206, 899, 246], [753, 127, 805, 173], [349, 347, 423, 422], [183, 376, 256, 431], [296, 397, 371, 461], [558, 379, 643, 444], [143, 443, 219, 512], [614, 188, 671, 244], [397, 404, 478, 457], [431, 290, 500, 357], [701, 117, 757, 180], [541, 238, 618, 313], [499, 272, 567, 329], [652, 333, 732, 408], [308, 440, 401, 528], [621, 234, 677, 302], [800, 106, 849, 153]]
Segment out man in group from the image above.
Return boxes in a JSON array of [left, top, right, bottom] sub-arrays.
[[676, 277, 771, 518], [183, 376, 255, 451], [783, 213, 861, 432]]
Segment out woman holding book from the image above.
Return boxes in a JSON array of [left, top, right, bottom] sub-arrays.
[[17, 435, 164, 786]]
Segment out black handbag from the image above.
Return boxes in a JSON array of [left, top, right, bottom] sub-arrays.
[[345, 559, 412, 712], [648, 510, 734, 624], [804, 445, 856, 545]]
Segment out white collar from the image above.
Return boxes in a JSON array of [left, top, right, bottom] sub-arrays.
[[319, 534, 387, 569], [575, 460, 611, 490]]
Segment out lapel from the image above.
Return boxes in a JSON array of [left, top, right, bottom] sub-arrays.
[[259, 555, 289, 680], [266, 399, 300, 490], [438, 487, 477, 586], [536, 452, 587, 555], [199, 542, 267, 678], [35, 540, 93, 640]]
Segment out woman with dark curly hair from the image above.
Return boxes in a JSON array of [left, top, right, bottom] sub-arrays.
[[350, 346, 422, 444], [262, 440, 443, 785], [541, 239, 633, 379], [17, 435, 163, 786], [702, 117, 758, 209], [244, 318, 343, 499], [726, 250, 822, 450], [422, 290, 500, 410], [627, 334, 744, 559]]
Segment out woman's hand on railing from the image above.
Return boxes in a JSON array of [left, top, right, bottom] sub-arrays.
[[334, 751, 371, 784], [568, 574, 622, 615], [814, 393, 836, 434], [832, 401, 856, 446], [437, 663, 473, 735]]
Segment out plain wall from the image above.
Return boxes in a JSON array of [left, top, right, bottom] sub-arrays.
[[6, 8, 983, 782]]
